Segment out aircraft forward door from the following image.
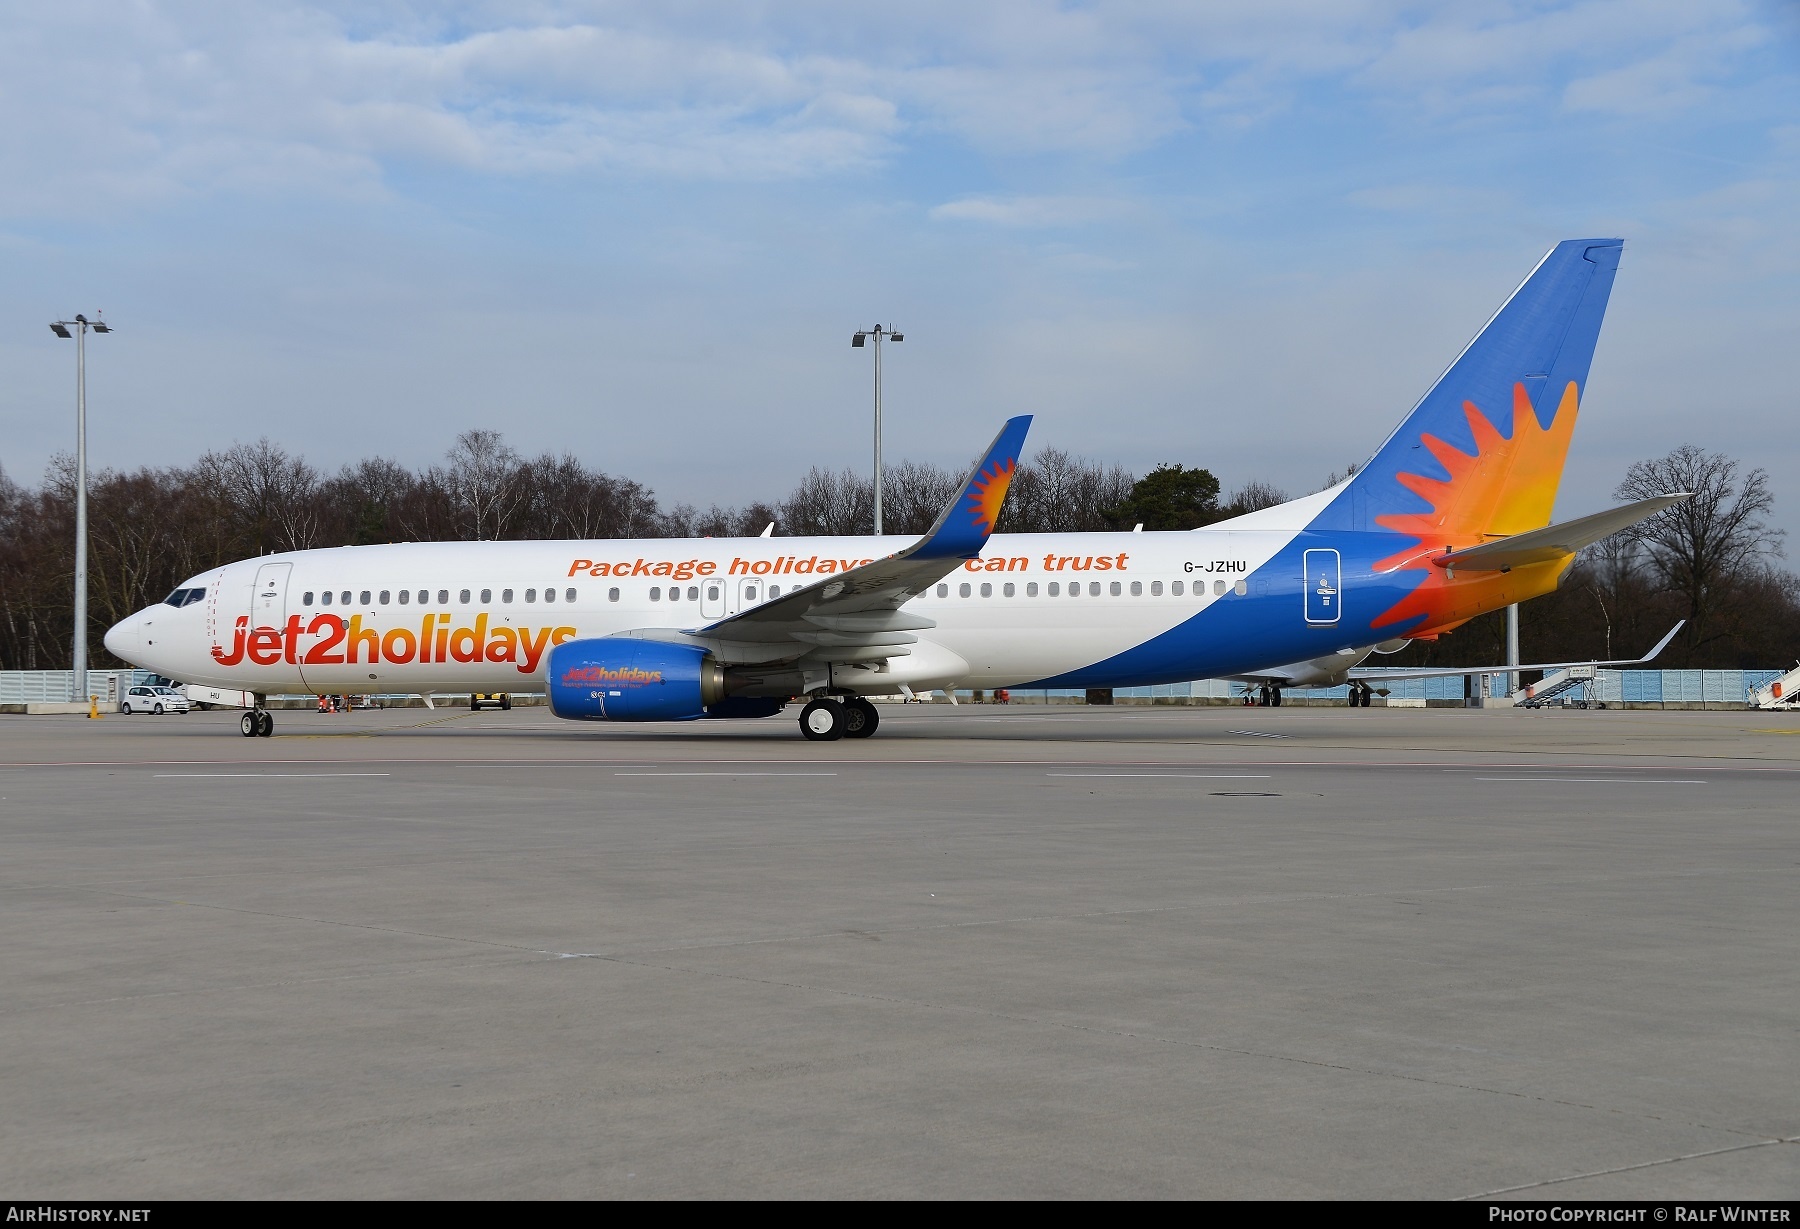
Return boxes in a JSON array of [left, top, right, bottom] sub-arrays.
[[252, 561, 292, 630], [246, 561, 300, 687]]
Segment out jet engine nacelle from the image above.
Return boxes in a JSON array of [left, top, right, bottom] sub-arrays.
[[547, 638, 725, 721]]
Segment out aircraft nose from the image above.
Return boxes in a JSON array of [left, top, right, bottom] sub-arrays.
[[104, 611, 141, 661]]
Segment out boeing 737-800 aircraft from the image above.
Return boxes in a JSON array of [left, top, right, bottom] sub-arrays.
[[105, 238, 1682, 740]]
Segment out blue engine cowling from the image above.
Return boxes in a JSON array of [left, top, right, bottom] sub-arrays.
[[546, 638, 725, 722]]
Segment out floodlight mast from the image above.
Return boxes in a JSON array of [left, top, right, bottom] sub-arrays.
[[49, 313, 111, 705], [851, 325, 903, 535]]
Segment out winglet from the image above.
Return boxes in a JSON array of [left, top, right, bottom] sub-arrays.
[[1636, 620, 1685, 664], [910, 415, 1032, 559]]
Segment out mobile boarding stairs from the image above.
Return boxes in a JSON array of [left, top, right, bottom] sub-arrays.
[[1750, 665, 1800, 711], [1515, 665, 1597, 709]]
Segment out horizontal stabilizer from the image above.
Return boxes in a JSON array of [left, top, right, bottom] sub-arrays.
[[1347, 621, 1685, 684], [1434, 494, 1690, 572]]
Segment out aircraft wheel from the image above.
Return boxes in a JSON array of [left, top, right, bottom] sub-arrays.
[[799, 698, 845, 741], [240, 711, 257, 737], [843, 698, 879, 739], [1272, 688, 1282, 707], [256, 710, 274, 737], [500, 694, 512, 711]]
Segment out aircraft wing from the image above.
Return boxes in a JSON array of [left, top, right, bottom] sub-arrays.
[[1347, 621, 1685, 684], [1434, 494, 1689, 572], [637, 416, 1031, 662]]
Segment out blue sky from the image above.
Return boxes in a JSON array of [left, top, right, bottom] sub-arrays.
[[2, 1, 1796, 535]]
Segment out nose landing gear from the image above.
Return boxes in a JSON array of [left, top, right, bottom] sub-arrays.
[[239, 709, 273, 737]]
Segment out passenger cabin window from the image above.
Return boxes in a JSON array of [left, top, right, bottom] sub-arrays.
[[744, 584, 759, 602], [398, 590, 410, 605], [480, 589, 491, 604], [437, 590, 449, 605], [936, 584, 948, 598], [608, 588, 621, 602], [688, 586, 699, 600], [341, 591, 351, 605], [417, 590, 428, 605], [1128, 581, 1139, 597], [321, 591, 333, 606], [1003, 583, 1015, 597], [980, 583, 992, 597], [768, 586, 780, 598], [565, 588, 576, 603], [302, 591, 315, 606], [526, 589, 536, 603], [360, 590, 371, 605], [650, 587, 662, 602], [1149, 581, 1161, 596], [1048, 582, 1059, 596], [502, 589, 513, 603], [1026, 582, 1038, 597], [1214, 580, 1226, 596], [1172, 580, 1183, 596], [459, 589, 470, 604], [379, 590, 390, 605], [1110, 581, 1122, 596], [544, 588, 556, 604], [959, 583, 971, 598], [1234, 580, 1248, 595]]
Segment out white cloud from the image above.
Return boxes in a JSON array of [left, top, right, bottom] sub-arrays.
[[0, 0, 1790, 219], [929, 195, 1138, 227]]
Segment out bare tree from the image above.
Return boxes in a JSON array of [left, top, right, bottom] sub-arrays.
[[881, 460, 959, 535], [781, 467, 873, 536], [517, 453, 664, 541], [1001, 447, 1134, 533], [1222, 480, 1289, 516], [440, 429, 524, 541], [193, 439, 322, 555], [1614, 444, 1784, 657], [321, 457, 416, 546]]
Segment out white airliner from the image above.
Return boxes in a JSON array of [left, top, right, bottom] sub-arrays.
[[105, 239, 1683, 740]]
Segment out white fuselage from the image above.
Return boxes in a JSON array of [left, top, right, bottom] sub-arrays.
[[105, 525, 1304, 696]]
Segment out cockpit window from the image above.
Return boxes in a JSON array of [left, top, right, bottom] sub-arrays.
[[162, 587, 206, 608]]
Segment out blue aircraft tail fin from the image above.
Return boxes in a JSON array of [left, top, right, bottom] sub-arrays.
[[1312, 239, 1622, 538]]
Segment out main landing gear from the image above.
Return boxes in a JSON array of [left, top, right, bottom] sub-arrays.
[[1257, 684, 1283, 707], [798, 696, 880, 742], [1348, 682, 1375, 708], [240, 709, 273, 737]]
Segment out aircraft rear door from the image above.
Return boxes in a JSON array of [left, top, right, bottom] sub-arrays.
[[1302, 549, 1341, 625]]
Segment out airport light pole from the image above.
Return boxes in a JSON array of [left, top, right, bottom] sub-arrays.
[[1506, 603, 1520, 697], [49, 313, 111, 704], [851, 325, 902, 535]]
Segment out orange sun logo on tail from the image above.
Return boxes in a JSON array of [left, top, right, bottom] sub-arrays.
[[1372, 381, 1581, 632], [966, 458, 1017, 536]]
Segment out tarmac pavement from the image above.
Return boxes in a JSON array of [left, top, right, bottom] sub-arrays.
[[0, 704, 1795, 1198]]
